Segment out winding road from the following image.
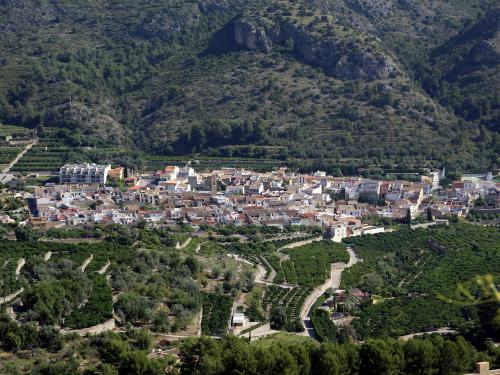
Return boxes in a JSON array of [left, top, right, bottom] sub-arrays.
[[229, 254, 292, 289], [398, 327, 457, 341], [80, 254, 93, 272], [176, 237, 191, 250], [300, 247, 359, 339]]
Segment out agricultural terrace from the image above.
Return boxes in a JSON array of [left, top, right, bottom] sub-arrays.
[[283, 241, 349, 288], [0, 229, 201, 333], [226, 236, 349, 333], [201, 292, 233, 336], [341, 223, 500, 338], [145, 155, 283, 173], [1, 224, 278, 339], [0, 240, 134, 327], [262, 285, 311, 331], [10, 138, 138, 174], [0, 124, 32, 139], [0, 145, 23, 171], [10, 141, 70, 173]]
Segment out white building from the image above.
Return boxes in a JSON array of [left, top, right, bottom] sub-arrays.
[[59, 163, 111, 185], [329, 223, 347, 242], [225, 185, 246, 195], [232, 312, 245, 327]]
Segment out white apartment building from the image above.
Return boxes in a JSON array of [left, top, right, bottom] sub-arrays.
[[59, 163, 111, 185]]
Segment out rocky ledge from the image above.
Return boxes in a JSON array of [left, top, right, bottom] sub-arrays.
[[233, 18, 396, 80]]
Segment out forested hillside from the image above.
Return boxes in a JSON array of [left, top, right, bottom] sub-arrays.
[[0, 0, 498, 172]]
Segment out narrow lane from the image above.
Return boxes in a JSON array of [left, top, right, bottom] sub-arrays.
[[300, 247, 359, 339]]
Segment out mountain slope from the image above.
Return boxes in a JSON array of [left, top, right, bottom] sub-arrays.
[[430, 6, 500, 129], [0, 0, 498, 173]]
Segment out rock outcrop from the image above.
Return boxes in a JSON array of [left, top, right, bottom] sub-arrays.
[[53, 102, 127, 147], [471, 39, 500, 64], [234, 19, 271, 52], [234, 19, 396, 80]]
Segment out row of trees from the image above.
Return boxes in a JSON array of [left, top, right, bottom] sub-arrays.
[[179, 334, 494, 375], [7, 330, 499, 374]]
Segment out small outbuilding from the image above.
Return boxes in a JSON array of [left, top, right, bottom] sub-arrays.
[[232, 312, 245, 327]]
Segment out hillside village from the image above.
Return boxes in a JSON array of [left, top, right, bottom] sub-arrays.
[[18, 163, 499, 238], [0, 0, 499, 372]]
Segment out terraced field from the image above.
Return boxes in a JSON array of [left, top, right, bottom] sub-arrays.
[[0, 240, 133, 297], [262, 285, 311, 324], [0, 230, 208, 336], [342, 224, 500, 339], [145, 155, 283, 172], [10, 139, 132, 173], [0, 124, 32, 138], [11, 143, 71, 173], [0, 145, 23, 170]]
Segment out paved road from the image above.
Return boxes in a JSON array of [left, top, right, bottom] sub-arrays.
[[230, 246, 359, 341], [300, 247, 359, 339], [399, 327, 457, 341]]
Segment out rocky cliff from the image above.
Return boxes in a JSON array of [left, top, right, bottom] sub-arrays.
[[234, 18, 396, 80], [234, 19, 271, 52]]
